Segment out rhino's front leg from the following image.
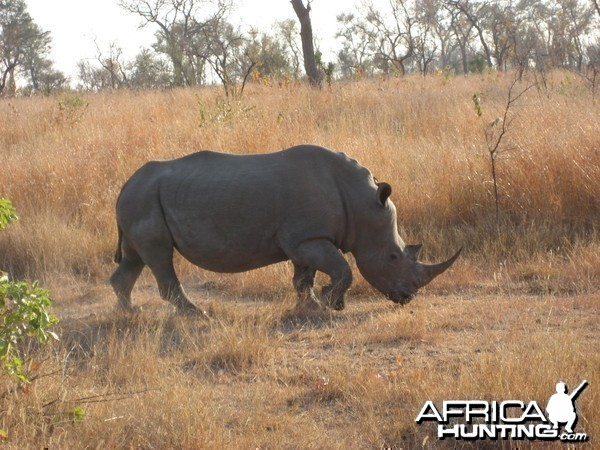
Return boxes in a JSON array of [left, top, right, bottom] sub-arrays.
[[293, 263, 321, 308], [289, 239, 352, 310]]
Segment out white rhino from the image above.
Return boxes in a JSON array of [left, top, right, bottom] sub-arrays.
[[110, 145, 461, 313]]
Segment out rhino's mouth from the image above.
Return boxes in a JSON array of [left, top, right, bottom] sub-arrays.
[[388, 290, 415, 305]]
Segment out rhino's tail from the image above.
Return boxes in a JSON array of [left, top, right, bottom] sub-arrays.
[[114, 225, 123, 263]]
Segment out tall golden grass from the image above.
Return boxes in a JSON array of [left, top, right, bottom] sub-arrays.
[[1, 71, 599, 448], [1, 71, 599, 287]]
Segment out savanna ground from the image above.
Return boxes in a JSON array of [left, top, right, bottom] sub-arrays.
[[0, 71, 599, 448]]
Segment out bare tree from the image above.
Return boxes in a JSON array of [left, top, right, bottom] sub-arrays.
[[445, 1, 475, 73], [486, 2, 518, 70], [336, 13, 375, 77], [560, 0, 594, 71], [77, 60, 107, 91], [119, 0, 232, 86], [197, 19, 255, 98], [290, 0, 322, 86], [448, 0, 494, 69], [413, 0, 440, 74], [365, 0, 416, 76], [94, 41, 131, 89], [424, 0, 457, 71], [275, 19, 303, 79], [473, 77, 536, 223]]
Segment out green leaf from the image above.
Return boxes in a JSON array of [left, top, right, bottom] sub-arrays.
[[0, 338, 9, 359], [69, 406, 86, 423], [472, 93, 483, 118], [0, 199, 18, 229]]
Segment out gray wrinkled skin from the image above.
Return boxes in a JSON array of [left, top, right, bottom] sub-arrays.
[[110, 145, 460, 313]]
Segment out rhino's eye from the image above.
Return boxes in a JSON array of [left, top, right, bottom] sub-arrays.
[[389, 253, 399, 261]]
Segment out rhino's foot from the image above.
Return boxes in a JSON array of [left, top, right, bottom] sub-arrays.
[[295, 300, 326, 312], [321, 285, 345, 311], [284, 293, 330, 323], [295, 290, 326, 311], [116, 303, 143, 314], [176, 302, 210, 319]]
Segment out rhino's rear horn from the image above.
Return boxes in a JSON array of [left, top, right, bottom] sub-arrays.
[[417, 247, 462, 288]]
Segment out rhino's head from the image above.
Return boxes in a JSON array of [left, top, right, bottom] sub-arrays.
[[354, 182, 461, 305]]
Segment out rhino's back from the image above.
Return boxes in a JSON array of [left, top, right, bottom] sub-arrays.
[[166, 144, 362, 181], [158, 144, 369, 213], [159, 145, 344, 213]]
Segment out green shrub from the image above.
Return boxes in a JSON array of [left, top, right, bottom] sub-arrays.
[[0, 199, 58, 382]]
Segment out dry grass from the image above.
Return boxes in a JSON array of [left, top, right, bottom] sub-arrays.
[[2, 71, 600, 283], [1, 295, 597, 448], [1, 71, 599, 447]]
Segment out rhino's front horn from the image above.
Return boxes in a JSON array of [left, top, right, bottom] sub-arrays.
[[417, 247, 462, 288]]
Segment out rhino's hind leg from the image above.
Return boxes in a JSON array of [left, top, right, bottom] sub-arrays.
[[125, 223, 199, 314], [289, 240, 352, 311], [148, 261, 199, 314], [136, 242, 200, 316], [110, 243, 145, 312]]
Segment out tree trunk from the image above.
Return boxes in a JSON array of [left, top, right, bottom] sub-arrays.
[[459, 42, 469, 74], [6, 67, 17, 97], [290, 0, 322, 87], [169, 42, 186, 87]]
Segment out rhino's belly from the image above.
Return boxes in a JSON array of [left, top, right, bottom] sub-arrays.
[[161, 193, 292, 273], [172, 233, 289, 274]]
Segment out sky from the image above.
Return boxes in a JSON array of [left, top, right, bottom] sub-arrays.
[[25, 0, 368, 81]]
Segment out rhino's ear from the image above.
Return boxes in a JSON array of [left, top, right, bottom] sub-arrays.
[[376, 182, 392, 206], [405, 244, 423, 262]]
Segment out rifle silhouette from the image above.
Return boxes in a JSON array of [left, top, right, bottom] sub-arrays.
[[569, 380, 588, 401]]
